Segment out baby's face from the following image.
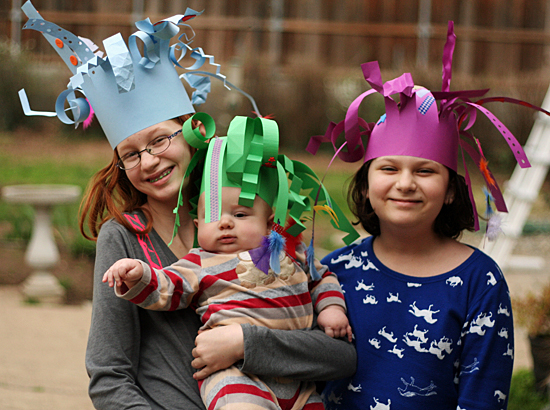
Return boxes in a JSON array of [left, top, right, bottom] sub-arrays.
[[195, 187, 273, 254]]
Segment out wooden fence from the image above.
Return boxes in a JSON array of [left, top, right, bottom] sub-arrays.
[[3, 0, 550, 75]]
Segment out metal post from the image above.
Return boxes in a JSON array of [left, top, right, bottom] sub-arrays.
[[416, 0, 432, 68], [269, 0, 284, 68], [132, 0, 144, 24], [10, 0, 22, 54], [544, 0, 550, 68]]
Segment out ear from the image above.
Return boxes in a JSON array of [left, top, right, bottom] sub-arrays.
[[444, 185, 455, 205], [193, 218, 199, 229], [266, 214, 275, 234]]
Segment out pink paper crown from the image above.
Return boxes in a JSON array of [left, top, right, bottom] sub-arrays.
[[364, 79, 460, 172], [308, 21, 550, 231]]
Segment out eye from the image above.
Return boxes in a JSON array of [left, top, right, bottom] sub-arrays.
[[417, 168, 435, 174], [234, 212, 247, 218], [121, 151, 139, 161], [149, 136, 168, 147]]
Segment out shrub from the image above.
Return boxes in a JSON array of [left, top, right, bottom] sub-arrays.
[[508, 369, 549, 410]]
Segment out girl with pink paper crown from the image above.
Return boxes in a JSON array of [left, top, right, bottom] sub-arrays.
[[103, 114, 356, 410], [307, 21, 549, 410], [17, 2, 357, 409]]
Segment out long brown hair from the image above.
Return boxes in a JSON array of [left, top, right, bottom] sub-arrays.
[[79, 114, 195, 240]]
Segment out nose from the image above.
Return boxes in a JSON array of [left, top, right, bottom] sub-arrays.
[[218, 214, 234, 229], [139, 150, 160, 170], [395, 171, 416, 192]]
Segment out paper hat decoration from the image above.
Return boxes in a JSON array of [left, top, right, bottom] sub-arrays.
[[180, 113, 358, 243], [308, 21, 549, 232], [178, 113, 359, 276], [18, 1, 259, 149]]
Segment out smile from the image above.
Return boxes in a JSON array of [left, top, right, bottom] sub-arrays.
[[390, 198, 422, 206], [149, 168, 172, 183], [391, 199, 420, 203]]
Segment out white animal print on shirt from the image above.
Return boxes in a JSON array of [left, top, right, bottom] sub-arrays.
[[356, 280, 375, 291], [403, 325, 429, 352], [446, 276, 463, 287], [407, 282, 422, 288], [408, 302, 440, 324], [348, 382, 362, 392], [494, 390, 507, 402], [486, 272, 497, 286], [459, 357, 480, 376], [362, 259, 379, 271], [331, 251, 354, 264], [398, 377, 437, 397], [370, 397, 391, 410], [498, 304, 510, 317], [369, 338, 381, 349], [388, 345, 405, 358], [410, 324, 429, 342], [503, 343, 514, 359], [346, 256, 364, 269], [363, 294, 378, 304], [498, 328, 509, 339], [428, 337, 453, 360], [387, 292, 401, 303], [469, 312, 495, 336], [457, 321, 469, 346], [378, 326, 397, 343], [403, 334, 428, 353]]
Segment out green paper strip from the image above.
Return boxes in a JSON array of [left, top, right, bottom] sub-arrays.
[[226, 116, 251, 174], [273, 161, 289, 226], [183, 112, 215, 149], [292, 161, 360, 245]]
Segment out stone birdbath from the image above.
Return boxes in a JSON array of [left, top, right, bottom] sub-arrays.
[[2, 184, 81, 303]]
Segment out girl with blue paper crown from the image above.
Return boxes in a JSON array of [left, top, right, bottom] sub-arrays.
[[308, 21, 549, 410], [18, 2, 357, 409], [104, 114, 356, 410]]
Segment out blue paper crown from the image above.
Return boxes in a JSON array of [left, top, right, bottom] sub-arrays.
[[18, 1, 256, 148]]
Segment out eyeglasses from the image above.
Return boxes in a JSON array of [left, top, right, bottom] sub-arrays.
[[117, 129, 182, 170]]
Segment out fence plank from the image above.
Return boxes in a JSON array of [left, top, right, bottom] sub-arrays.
[[33, 11, 550, 45]]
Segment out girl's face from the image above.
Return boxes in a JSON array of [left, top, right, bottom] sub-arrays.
[[117, 120, 192, 206], [367, 156, 452, 233]]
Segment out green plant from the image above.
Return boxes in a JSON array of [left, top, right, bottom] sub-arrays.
[[24, 296, 40, 305], [69, 234, 97, 260], [508, 369, 549, 410], [58, 277, 72, 291]]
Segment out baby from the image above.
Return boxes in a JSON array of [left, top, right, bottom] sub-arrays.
[[104, 116, 353, 410], [103, 186, 351, 342]]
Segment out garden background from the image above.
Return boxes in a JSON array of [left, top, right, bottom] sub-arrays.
[[2, 0, 550, 408]]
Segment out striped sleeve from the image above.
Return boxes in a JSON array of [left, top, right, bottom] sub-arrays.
[[294, 243, 346, 314], [115, 253, 202, 311]]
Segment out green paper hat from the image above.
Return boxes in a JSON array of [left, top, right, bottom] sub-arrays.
[[179, 113, 359, 244]]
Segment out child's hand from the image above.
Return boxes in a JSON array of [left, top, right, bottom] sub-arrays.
[[191, 324, 245, 380], [102, 258, 143, 289], [317, 305, 353, 342]]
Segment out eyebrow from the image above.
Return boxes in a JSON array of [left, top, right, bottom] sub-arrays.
[[118, 126, 173, 154]]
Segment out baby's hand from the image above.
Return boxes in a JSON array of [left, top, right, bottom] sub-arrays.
[[102, 258, 143, 289], [317, 305, 353, 342]]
